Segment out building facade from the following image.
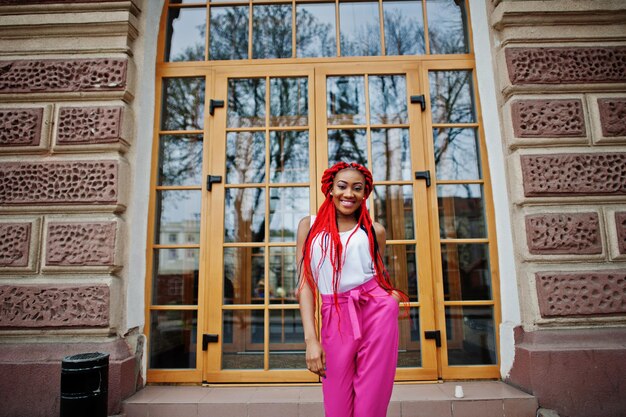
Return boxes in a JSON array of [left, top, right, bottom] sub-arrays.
[[0, 1, 624, 416]]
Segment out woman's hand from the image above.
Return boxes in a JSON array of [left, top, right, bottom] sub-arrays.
[[305, 338, 326, 378], [390, 290, 402, 304]]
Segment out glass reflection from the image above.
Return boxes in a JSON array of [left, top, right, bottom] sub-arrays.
[[152, 249, 199, 306], [426, 0, 469, 54], [222, 309, 264, 369], [369, 75, 408, 125], [270, 131, 309, 184], [327, 76, 366, 125], [165, 7, 205, 62], [149, 310, 197, 369], [223, 247, 264, 304], [210, 6, 249, 60], [270, 77, 308, 126], [158, 135, 203, 186], [296, 3, 336, 57], [269, 247, 298, 304], [224, 188, 266, 242], [328, 129, 367, 167], [446, 306, 496, 365], [161, 77, 205, 131], [429, 70, 475, 124], [269, 187, 309, 242], [384, 1, 425, 56], [384, 245, 418, 302], [228, 78, 266, 127], [437, 184, 486, 238], [155, 190, 201, 244], [340, 2, 381, 56], [433, 128, 481, 180], [226, 131, 266, 184], [269, 310, 305, 369], [371, 129, 411, 181], [441, 243, 491, 301], [253, 5, 292, 59], [374, 185, 415, 240], [397, 307, 421, 367]]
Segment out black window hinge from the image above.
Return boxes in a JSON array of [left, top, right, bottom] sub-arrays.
[[424, 330, 441, 347], [415, 170, 431, 187], [410, 95, 426, 111], [209, 99, 224, 116]]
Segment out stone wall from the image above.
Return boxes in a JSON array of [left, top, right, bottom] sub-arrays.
[[490, 1, 626, 416], [0, 1, 141, 416]]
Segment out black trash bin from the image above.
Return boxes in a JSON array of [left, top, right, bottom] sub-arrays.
[[60, 352, 109, 417]]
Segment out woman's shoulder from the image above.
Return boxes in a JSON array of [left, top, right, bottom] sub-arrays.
[[297, 215, 314, 231], [372, 221, 386, 240]]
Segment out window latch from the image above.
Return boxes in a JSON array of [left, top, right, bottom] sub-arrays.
[[415, 170, 431, 187], [202, 334, 219, 351], [410, 95, 426, 111], [424, 330, 441, 347], [206, 175, 222, 191], [209, 99, 224, 116]]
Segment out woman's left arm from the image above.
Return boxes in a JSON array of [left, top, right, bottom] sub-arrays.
[[373, 222, 386, 256]]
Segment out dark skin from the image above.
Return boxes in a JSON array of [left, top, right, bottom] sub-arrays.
[[297, 168, 399, 377]]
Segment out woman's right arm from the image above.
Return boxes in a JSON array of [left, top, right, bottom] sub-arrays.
[[296, 216, 326, 377]]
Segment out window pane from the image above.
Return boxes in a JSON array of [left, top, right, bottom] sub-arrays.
[[223, 247, 264, 304], [228, 78, 266, 127], [152, 249, 199, 305], [441, 243, 492, 301], [397, 307, 421, 367], [155, 190, 201, 244], [374, 185, 415, 240], [438, 184, 486, 239], [269, 310, 305, 369], [433, 128, 481, 180], [385, 245, 418, 302], [328, 129, 367, 166], [369, 75, 408, 125], [327, 76, 366, 125], [270, 77, 308, 127], [224, 188, 266, 242], [384, 1, 425, 55], [165, 7, 206, 62], [372, 128, 411, 181], [297, 3, 336, 57], [340, 2, 381, 56], [269, 187, 309, 242], [161, 77, 205, 131], [429, 70, 475, 124], [446, 306, 496, 365], [210, 6, 249, 60], [222, 309, 264, 369], [158, 135, 203, 186], [149, 310, 197, 369], [426, 0, 469, 54], [269, 247, 298, 304], [226, 131, 266, 184], [253, 5, 292, 59], [270, 130, 310, 183]]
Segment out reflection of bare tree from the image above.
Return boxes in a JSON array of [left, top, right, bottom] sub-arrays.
[[210, 6, 249, 60], [253, 5, 292, 59], [428, 0, 469, 55], [384, 8, 425, 55], [341, 21, 380, 57], [296, 7, 335, 57]]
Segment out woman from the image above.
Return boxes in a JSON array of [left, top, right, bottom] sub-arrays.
[[297, 161, 406, 417]]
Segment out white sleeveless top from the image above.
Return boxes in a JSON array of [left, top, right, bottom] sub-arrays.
[[309, 215, 376, 294]]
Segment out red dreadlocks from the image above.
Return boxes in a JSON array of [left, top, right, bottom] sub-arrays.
[[298, 162, 407, 309]]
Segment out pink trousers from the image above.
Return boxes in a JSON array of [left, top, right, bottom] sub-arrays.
[[320, 279, 399, 417]]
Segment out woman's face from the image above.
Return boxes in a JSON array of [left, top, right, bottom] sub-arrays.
[[331, 168, 366, 218]]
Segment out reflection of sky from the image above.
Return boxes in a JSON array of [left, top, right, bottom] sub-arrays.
[[269, 187, 310, 241], [160, 190, 202, 224], [434, 128, 481, 181], [437, 183, 482, 199], [340, 2, 381, 55], [169, 8, 205, 60]]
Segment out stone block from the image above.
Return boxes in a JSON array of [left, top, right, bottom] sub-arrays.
[[0, 217, 40, 274], [0, 58, 127, 94], [45, 221, 116, 266], [525, 212, 602, 255], [0, 107, 43, 146], [616, 212, 626, 255], [535, 271, 626, 317], [56, 106, 123, 145], [598, 98, 626, 137], [0, 284, 109, 328], [520, 152, 626, 197], [0, 160, 119, 206], [511, 99, 585, 138], [505, 47, 626, 85]]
